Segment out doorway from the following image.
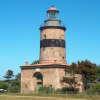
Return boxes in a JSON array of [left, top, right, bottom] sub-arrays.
[[37, 82, 43, 91], [33, 72, 43, 91]]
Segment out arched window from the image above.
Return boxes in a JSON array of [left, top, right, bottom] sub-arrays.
[[37, 75, 42, 81], [33, 72, 43, 81]]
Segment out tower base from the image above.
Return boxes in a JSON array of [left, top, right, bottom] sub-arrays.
[[20, 63, 83, 93]]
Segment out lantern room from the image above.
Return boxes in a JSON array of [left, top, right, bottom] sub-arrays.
[[44, 5, 61, 27], [47, 5, 59, 20]]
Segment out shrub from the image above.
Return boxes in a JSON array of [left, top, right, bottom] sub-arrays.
[[73, 88, 79, 92], [62, 87, 72, 94], [86, 83, 100, 95], [7, 81, 20, 93], [38, 86, 54, 94], [0, 81, 8, 90], [55, 88, 62, 94], [86, 88, 96, 95], [62, 87, 79, 94], [7, 86, 20, 93], [94, 83, 100, 93], [10, 81, 20, 87]]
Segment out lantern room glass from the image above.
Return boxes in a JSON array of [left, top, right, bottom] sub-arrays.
[[47, 11, 59, 20]]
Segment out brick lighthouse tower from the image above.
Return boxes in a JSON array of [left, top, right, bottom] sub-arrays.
[[39, 5, 66, 64], [20, 5, 83, 93]]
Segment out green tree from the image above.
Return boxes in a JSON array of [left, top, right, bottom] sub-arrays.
[[31, 60, 39, 65], [3, 70, 14, 82], [8, 80, 20, 93], [77, 60, 97, 89], [87, 83, 100, 95], [0, 81, 8, 90], [62, 63, 78, 89], [63, 60, 98, 90], [15, 73, 21, 81], [97, 65, 100, 77], [62, 77, 77, 89]]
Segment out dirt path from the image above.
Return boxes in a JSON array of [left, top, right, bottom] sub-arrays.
[[0, 95, 87, 100]]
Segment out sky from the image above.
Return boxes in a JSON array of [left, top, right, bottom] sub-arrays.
[[0, 0, 100, 80]]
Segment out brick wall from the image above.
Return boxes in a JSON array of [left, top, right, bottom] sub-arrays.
[[21, 66, 83, 93]]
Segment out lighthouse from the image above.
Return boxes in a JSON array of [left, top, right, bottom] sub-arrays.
[[20, 5, 83, 93], [39, 5, 66, 64]]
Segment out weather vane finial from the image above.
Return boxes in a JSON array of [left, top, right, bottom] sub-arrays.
[[52, 4, 54, 7]]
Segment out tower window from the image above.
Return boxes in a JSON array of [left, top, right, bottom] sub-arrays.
[[24, 84, 27, 88], [62, 56, 64, 60], [65, 72, 69, 77], [44, 34, 46, 39]]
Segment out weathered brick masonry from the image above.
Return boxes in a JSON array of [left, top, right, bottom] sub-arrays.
[[20, 5, 84, 93]]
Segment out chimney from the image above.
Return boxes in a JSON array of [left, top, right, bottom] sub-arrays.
[[25, 62, 28, 66]]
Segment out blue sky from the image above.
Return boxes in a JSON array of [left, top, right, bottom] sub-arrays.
[[0, 0, 100, 80]]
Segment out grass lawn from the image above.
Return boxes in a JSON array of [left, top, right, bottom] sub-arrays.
[[0, 93, 100, 100], [0, 95, 71, 100], [0, 96, 39, 100], [0, 96, 56, 100]]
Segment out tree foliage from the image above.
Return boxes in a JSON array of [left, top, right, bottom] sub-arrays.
[[3, 70, 14, 81], [97, 65, 100, 77], [31, 60, 39, 65], [9, 80, 20, 87], [8, 80, 20, 93], [87, 83, 100, 95], [77, 60, 97, 89], [15, 73, 21, 81], [77, 60, 97, 81], [62, 62, 79, 89], [62, 77, 77, 88], [0, 81, 8, 89], [63, 60, 98, 90], [2, 70, 21, 93]]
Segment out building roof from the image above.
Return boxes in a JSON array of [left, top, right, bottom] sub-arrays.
[[20, 63, 70, 69], [48, 5, 58, 11]]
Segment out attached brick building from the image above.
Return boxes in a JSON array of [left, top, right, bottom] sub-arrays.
[[20, 5, 83, 93]]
